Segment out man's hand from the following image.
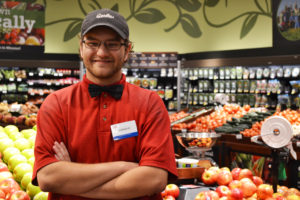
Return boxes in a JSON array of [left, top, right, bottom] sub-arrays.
[[53, 141, 71, 161]]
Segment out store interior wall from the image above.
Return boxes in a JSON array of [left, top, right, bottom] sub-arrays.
[[44, 0, 272, 54]]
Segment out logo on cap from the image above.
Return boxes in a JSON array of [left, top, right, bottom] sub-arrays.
[[96, 13, 114, 19]]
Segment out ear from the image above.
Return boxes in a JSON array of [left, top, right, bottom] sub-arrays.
[[124, 43, 132, 62], [79, 40, 84, 59]]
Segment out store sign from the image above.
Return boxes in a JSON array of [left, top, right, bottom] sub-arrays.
[[0, 1, 45, 52]]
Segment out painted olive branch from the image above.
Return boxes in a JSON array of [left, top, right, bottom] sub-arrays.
[[203, 0, 271, 28], [45, 18, 82, 26], [203, 0, 271, 38]]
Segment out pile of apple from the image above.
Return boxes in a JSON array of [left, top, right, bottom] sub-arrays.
[[197, 166, 300, 200], [0, 124, 48, 200], [161, 183, 180, 200]]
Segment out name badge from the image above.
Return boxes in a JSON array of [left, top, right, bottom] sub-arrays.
[[111, 120, 138, 140]]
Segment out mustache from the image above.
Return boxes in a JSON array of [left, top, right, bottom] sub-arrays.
[[92, 58, 113, 62]]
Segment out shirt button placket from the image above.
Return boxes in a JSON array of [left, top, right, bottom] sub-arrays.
[[102, 93, 108, 122]]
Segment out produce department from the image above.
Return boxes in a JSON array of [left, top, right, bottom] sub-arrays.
[[1, 102, 300, 200], [0, 0, 300, 200]]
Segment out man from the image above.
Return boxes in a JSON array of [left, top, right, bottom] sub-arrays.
[[32, 8, 177, 200]]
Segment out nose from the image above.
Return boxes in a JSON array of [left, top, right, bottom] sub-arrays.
[[96, 42, 109, 56]]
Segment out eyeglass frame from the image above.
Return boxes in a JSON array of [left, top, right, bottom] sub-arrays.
[[81, 39, 128, 51]]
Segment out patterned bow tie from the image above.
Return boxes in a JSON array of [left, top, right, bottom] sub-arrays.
[[88, 84, 124, 100]]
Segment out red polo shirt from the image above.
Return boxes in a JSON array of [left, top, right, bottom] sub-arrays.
[[33, 74, 177, 200]]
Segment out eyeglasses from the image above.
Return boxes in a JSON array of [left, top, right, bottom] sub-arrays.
[[82, 40, 126, 51]]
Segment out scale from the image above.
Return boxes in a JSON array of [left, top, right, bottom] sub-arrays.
[[176, 132, 220, 165], [174, 132, 221, 200], [251, 116, 297, 193]]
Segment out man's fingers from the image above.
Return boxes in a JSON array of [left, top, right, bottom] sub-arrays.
[[53, 141, 71, 161]]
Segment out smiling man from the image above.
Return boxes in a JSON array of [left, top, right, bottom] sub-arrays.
[[32, 8, 177, 200]]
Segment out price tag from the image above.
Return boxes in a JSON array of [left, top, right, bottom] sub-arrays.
[[30, 92, 35, 96], [29, 72, 34, 76], [2, 91, 7, 94], [54, 73, 58, 77], [47, 82, 51, 86], [55, 82, 60, 86], [39, 73, 44, 76], [9, 78, 14, 81], [28, 82, 34, 86], [17, 78, 22, 82], [59, 73, 63, 77], [236, 134, 242, 140], [39, 91, 44, 96]]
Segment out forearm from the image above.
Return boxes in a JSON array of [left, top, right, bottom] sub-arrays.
[[37, 160, 138, 194], [78, 166, 168, 199]]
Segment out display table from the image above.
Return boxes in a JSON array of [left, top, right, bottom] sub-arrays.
[[172, 131, 300, 188]]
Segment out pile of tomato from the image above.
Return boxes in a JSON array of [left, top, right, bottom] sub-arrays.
[[172, 104, 250, 132]]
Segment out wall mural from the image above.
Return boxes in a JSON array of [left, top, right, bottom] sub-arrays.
[[44, 0, 272, 42], [203, 0, 272, 39]]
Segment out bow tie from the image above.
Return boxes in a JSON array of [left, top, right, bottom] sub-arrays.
[[88, 84, 124, 100]]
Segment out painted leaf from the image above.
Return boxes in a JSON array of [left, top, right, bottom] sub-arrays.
[[64, 20, 82, 42], [78, 0, 101, 15], [176, 0, 201, 12], [111, 3, 119, 12], [205, 0, 219, 7], [180, 14, 201, 38], [135, 8, 165, 24], [240, 14, 258, 39]]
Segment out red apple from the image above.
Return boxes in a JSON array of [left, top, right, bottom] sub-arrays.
[[277, 185, 289, 196], [194, 191, 219, 200], [273, 193, 284, 199], [257, 184, 274, 200], [0, 163, 9, 173], [216, 185, 230, 197], [239, 178, 257, 198], [286, 194, 300, 200], [228, 188, 243, 200], [252, 176, 264, 187], [208, 191, 220, 200], [238, 168, 253, 180], [231, 168, 241, 180], [9, 190, 30, 200], [217, 170, 233, 186], [228, 180, 241, 189], [287, 188, 300, 196], [202, 169, 218, 185], [0, 189, 5, 199], [163, 195, 175, 200], [219, 197, 228, 200], [0, 171, 13, 183], [161, 189, 167, 198], [220, 167, 230, 172], [208, 166, 221, 174], [0, 178, 20, 197], [164, 184, 180, 198]]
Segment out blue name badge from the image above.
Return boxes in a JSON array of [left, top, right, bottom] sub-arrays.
[[111, 120, 138, 141]]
